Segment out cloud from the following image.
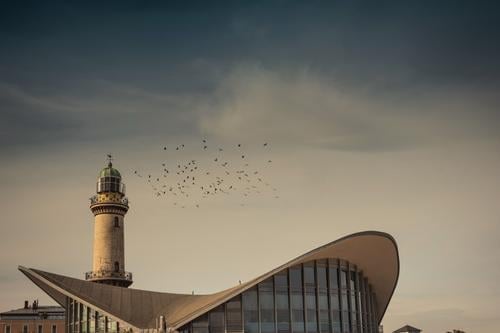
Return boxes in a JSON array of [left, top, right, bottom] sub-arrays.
[[0, 80, 203, 151], [1, 63, 499, 154], [0, 82, 82, 148], [198, 65, 500, 151]]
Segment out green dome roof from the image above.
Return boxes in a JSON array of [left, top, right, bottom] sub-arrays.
[[99, 162, 121, 178]]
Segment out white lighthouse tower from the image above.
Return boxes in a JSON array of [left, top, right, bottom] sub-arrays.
[[85, 156, 133, 287]]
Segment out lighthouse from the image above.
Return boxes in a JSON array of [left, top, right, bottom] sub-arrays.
[[85, 157, 133, 287]]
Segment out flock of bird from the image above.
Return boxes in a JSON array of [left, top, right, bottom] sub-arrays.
[[133, 140, 278, 208]]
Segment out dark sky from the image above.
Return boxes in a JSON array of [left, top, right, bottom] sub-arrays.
[[1, 1, 499, 151]]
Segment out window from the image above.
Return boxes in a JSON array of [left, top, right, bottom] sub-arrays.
[[209, 305, 225, 333], [242, 288, 258, 333], [89, 309, 96, 333], [290, 266, 305, 333], [350, 271, 359, 333], [304, 262, 317, 333], [193, 314, 209, 333], [97, 312, 106, 333], [226, 296, 242, 333], [317, 260, 327, 290], [258, 278, 274, 333], [38, 325, 42, 333], [5, 325, 11, 333], [317, 260, 329, 333], [82, 305, 88, 333], [274, 272, 290, 333], [23, 325, 28, 333], [114, 262, 119, 272], [114, 217, 120, 228], [74, 300, 79, 322], [328, 261, 341, 333]]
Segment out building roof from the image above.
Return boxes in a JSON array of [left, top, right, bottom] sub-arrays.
[[19, 231, 399, 331], [393, 325, 422, 333], [0, 306, 64, 316], [99, 162, 121, 178]]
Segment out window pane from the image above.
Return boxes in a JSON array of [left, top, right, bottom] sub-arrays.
[[209, 305, 225, 333], [89, 309, 95, 333], [328, 265, 338, 291], [226, 296, 242, 333], [303, 263, 315, 286], [193, 314, 209, 333], [330, 290, 340, 333], [318, 293, 330, 333], [259, 278, 275, 333], [291, 293, 305, 333], [341, 291, 349, 333], [275, 273, 290, 333], [317, 261, 327, 290], [289, 266, 302, 289], [97, 312, 105, 333], [274, 271, 288, 288], [243, 288, 258, 333], [340, 270, 347, 289], [81, 305, 88, 333], [305, 289, 317, 333], [290, 266, 304, 333]]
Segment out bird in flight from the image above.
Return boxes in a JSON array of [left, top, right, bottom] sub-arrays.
[[134, 140, 278, 208]]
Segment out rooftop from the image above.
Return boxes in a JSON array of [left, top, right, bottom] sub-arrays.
[[393, 325, 422, 333], [0, 305, 64, 320]]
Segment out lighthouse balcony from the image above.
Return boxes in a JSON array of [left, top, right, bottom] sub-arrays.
[[90, 194, 129, 206], [85, 270, 133, 282]]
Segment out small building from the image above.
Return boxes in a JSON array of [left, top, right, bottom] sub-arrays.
[[0, 301, 65, 333], [393, 325, 421, 333]]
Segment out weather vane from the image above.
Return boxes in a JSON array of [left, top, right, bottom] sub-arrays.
[[106, 153, 113, 167]]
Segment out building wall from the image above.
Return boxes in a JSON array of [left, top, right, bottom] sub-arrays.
[[0, 319, 65, 333], [92, 213, 125, 273]]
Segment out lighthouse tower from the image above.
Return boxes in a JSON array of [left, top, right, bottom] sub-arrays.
[[85, 157, 133, 287]]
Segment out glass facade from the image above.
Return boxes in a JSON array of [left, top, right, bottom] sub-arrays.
[[179, 259, 379, 333], [66, 298, 123, 333]]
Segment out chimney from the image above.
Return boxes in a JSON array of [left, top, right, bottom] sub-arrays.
[[24, 300, 29, 309]]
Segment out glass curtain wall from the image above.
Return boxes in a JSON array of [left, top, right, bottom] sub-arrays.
[[66, 298, 124, 333], [172, 259, 379, 333]]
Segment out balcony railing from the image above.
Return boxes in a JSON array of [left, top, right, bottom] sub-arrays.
[[90, 195, 129, 206], [85, 270, 133, 281]]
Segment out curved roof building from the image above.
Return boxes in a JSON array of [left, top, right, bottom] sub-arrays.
[[19, 231, 399, 333]]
